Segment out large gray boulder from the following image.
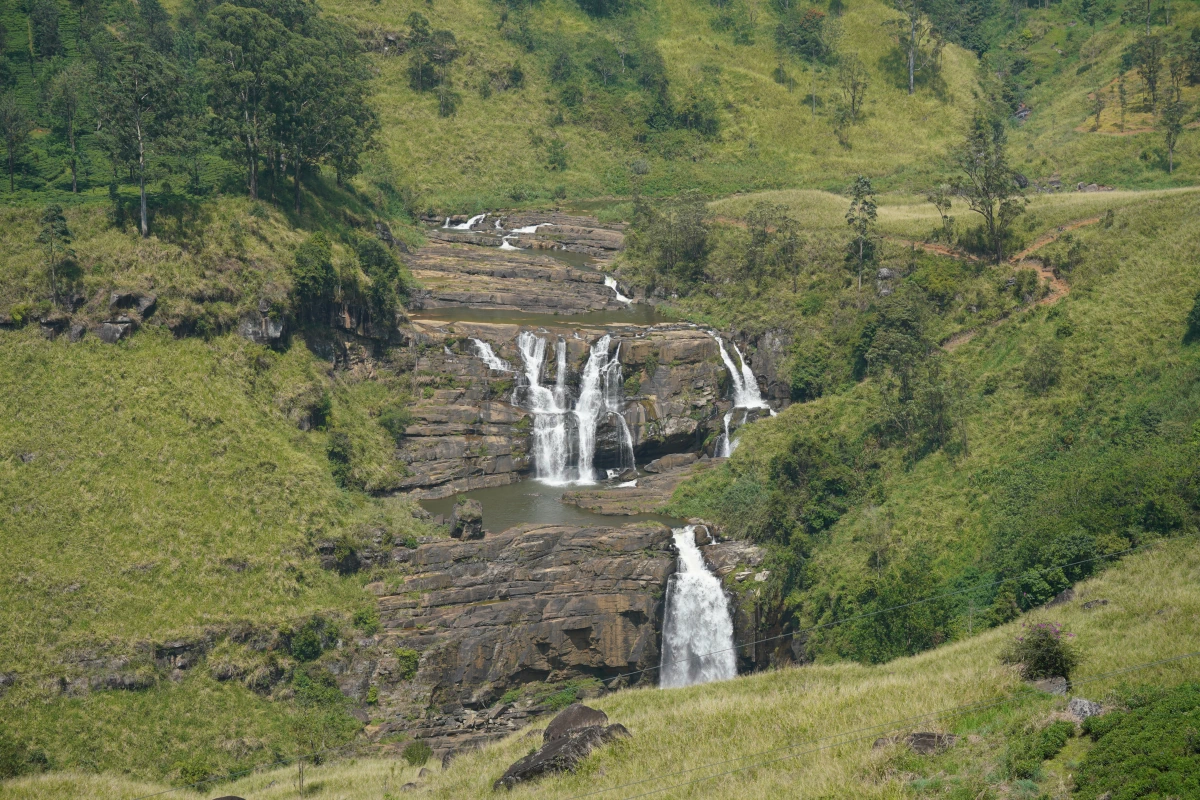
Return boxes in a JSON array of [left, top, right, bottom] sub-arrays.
[[450, 499, 484, 539], [494, 705, 630, 791], [543, 703, 609, 742]]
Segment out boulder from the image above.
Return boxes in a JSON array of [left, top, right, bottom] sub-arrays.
[[543, 704, 609, 742], [904, 732, 958, 755], [450, 499, 484, 539], [1032, 676, 1068, 696], [1067, 697, 1102, 722], [1082, 599, 1109, 610], [876, 267, 897, 280], [109, 291, 157, 318], [418, 767, 432, 778], [1045, 587, 1075, 608], [97, 322, 131, 344], [69, 323, 87, 342], [494, 722, 630, 790], [399, 782, 418, 792], [643, 452, 697, 473]]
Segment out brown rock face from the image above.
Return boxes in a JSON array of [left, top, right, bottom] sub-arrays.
[[368, 522, 673, 758]]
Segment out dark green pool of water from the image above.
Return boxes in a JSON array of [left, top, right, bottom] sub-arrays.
[[419, 478, 680, 533]]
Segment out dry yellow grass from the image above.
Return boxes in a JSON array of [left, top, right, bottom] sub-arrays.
[[6, 535, 1198, 800]]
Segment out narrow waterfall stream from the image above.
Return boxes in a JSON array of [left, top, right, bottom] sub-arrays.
[[659, 526, 737, 688], [711, 333, 773, 456]]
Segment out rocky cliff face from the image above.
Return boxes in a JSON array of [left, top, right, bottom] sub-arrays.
[[364, 522, 674, 759], [395, 320, 734, 496]]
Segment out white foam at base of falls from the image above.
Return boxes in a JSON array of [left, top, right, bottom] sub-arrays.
[[471, 339, 512, 372], [499, 235, 520, 251], [604, 276, 633, 305], [659, 526, 737, 689]]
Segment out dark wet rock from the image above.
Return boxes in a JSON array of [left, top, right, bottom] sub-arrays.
[[644, 452, 697, 473], [543, 704, 609, 742], [450, 498, 484, 539], [69, 323, 87, 342], [1082, 599, 1109, 610], [1014, 172, 1029, 188], [494, 720, 630, 790], [1067, 697, 1102, 721]]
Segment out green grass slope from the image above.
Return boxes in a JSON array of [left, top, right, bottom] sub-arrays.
[[668, 187, 1200, 666], [7, 530, 1199, 799]]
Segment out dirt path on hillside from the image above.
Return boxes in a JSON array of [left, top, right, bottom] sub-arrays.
[[939, 215, 1104, 352]]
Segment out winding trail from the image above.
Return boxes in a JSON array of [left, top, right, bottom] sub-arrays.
[[938, 215, 1104, 352]]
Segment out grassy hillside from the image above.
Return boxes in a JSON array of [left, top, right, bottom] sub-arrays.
[[6, 529, 1198, 799], [0, 324, 433, 780], [666, 187, 1200, 665]]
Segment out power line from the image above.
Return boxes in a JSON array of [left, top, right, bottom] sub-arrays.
[[606, 529, 1195, 685], [599, 649, 1200, 800]]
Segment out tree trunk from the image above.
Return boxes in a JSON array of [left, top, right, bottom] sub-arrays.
[[7, 151, 12, 192], [68, 122, 77, 193], [908, 18, 916, 95], [138, 123, 149, 238], [294, 154, 302, 213]]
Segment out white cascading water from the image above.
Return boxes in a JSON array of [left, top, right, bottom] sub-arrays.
[[659, 526, 737, 689], [711, 334, 774, 456], [511, 222, 547, 235], [515, 331, 572, 484], [446, 213, 487, 230], [471, 338, 512, 372], [513, 332, 636, 484], [604, 276, 633, 305], [499, 235, 520, 251]]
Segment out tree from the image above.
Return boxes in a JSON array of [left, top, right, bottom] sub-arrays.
[[845, 175, 878, 294], [924, 183, 954, 241], [1159, 100, 1186, 174], [31, 0, 64, 61], [1132, 33, 1164, 108], [0, 91, 32, 192], [271, 18, 378, 212], [837, 52, 869, 122], [1185, 287, 1200, 344], [889, 0, 931, 95], [36, 204, 72, 305], [1090, 83, 1106, 130], [95, 37, 182, 236], [48, 63, 89, 193], [200, 4, 288, 200], [291, 232, 336, 319], [953, 111, 1026, 263]]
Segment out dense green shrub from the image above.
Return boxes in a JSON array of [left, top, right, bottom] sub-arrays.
[[1185, 287, 1200, 344], [402, 739, 433, 766], [1000, 622, 1080, 680], [0, 729, 48, 779], [378, 404, 414, 445], [291, 233, 337, 319], [396, 648, 420, 680], [1076, 683, 1200, 799], [290, 620, 327, 663]]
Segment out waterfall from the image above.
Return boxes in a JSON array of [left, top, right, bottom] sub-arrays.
[[711, 334, 769, 410], [511, 222, 547, 234], [499, 235, 520, 251], [604, 276, 633, 305], [516, 331, 572, 485], [573, 335, 613, 484], [446, 213, 487, 230], [716, 410, 736, 458], [659, 526, 737, 689], [471, 338, 512, 372], [513, 332, 634, 485]]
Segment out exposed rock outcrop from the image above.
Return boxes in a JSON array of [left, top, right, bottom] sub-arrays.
[[367, 522, 673, 760], [450, 499, 484, 539], [494, 704, 630, 790]]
